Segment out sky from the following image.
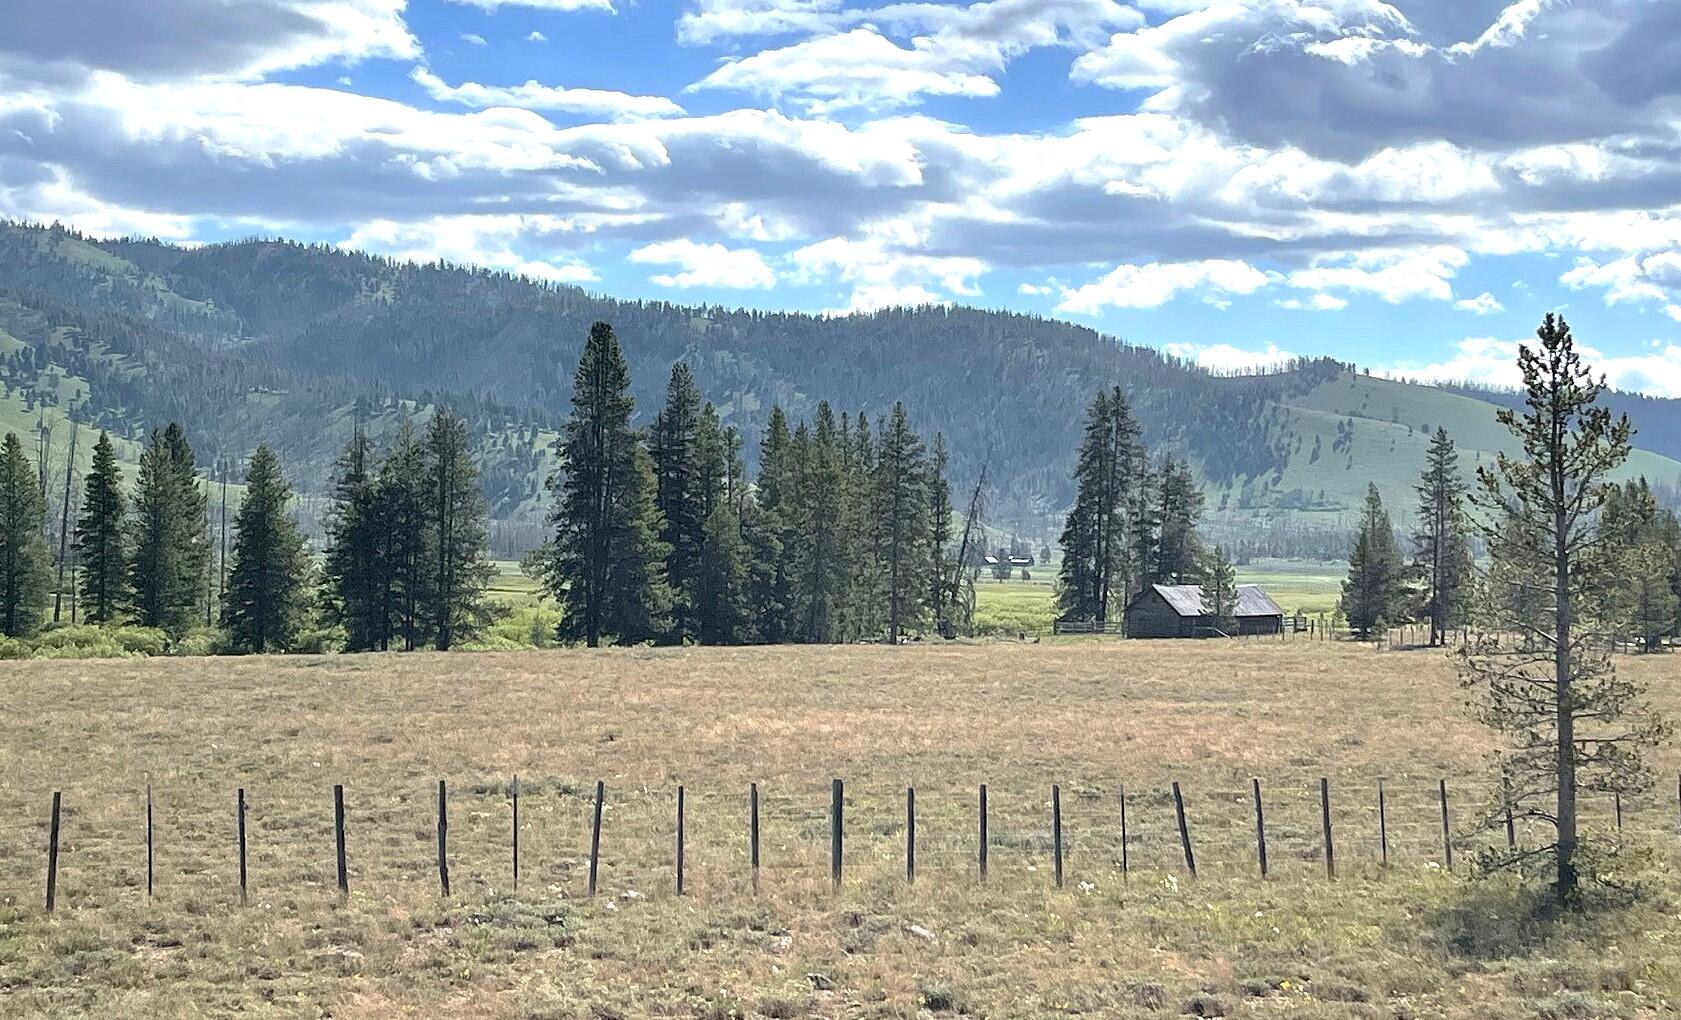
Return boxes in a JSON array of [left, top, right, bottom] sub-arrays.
[[3, 1, 1681, 394]]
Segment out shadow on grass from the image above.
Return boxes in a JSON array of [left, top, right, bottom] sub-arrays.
[[1425, 876, 1654, 962]]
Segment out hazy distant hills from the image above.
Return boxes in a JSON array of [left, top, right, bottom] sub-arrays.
[[1, 219, 1678, 549]]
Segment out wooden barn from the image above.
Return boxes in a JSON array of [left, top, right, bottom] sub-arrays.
[[1123, 583, 1285, 638]]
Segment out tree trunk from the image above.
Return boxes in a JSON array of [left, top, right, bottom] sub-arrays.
[[1553, 438, 1578, 904]]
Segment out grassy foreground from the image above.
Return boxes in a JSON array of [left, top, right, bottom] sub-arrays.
[[0, 641, 1678, 1018]]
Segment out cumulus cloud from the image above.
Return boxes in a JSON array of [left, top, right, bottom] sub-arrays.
[[344, 216, 600, 283], [694, 29, 999, 113], [447, 0, 613, 9], [790, 235, 987, 312], [411, 67, 685, 121], [1286, 247, 1469, 304], [1454, 291, 1503, 315], [629, 239, 777, 289], [1056, 259, 1275, 314], [1383, 336, 1681, 398], [1164, 341, 1299, 374], [1277, 294, 1348, 312]]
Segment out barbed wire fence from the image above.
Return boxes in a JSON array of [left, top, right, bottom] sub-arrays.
[[4, 769, 1680, 915]]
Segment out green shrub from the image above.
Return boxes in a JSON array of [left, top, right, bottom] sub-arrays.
[[0, 636, 32, 659], [171, 626, 228, 657], [289, 625, 344, 655]]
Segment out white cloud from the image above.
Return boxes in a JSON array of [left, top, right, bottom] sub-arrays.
[[461, 33, 488, 46], [628, 239, 777, 289], [790, 235, 986, 313], [1276, 294, 1348, 312], [1454, 291, 1504, 315], [1382, 337, 1681, 398], [1560, 253, 1681, 310], [411, 67, 684, 121], [1287, 247, 1470, 304], [1056, 260, 1274, 315], [693, 28, 999, 113], [527, 31, 548, 42], [1163, 341, 1299, 374], [343, 216, 599, 283]]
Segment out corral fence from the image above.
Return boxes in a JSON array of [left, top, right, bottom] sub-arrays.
[[10, 771, 1681, 915]]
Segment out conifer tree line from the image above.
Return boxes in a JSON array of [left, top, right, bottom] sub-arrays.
[[1055, 386, 1209, 626], [541, 321, 955, 647]]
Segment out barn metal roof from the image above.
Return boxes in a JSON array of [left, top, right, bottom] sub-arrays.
[[1150, 584, 1283, 618]]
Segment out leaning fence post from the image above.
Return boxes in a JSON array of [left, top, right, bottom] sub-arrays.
[[1172, 782, 1196, 877], [1614, 791, 1624, 838], [511, 775, 520, 893], [1320, 778, 1335, 879], [905, 787, 916, 884], [676, 785, 686, 896], [1438, 779, 1453, 872], [334, 784, 348, 899], [830, 779, 844, 891], [46, 791, 62, 913], [237, 787, 248, 906], [1251, 778, 1268, 878], [588, 780, 605, 898], [1051, 785, 1064, 889], [437, 779, 450, 897], [749, 783, 761, 893], [146, 782, 154, 900], [1118, 784, 1129, 882], [1502, 773, 1516, 850], [1377, 779, 1388, 868], [977, 784, 988, 882]]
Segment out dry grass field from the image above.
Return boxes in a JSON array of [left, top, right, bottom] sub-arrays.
[[1, 640, 1679, 1018]]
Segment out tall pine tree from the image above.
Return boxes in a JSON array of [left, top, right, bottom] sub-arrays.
[[74, 432, 126, 625], [1340, 484, 1406, 639], [128, 424, 209, 636], [0, 432, 49, 637], [1413, 427, 1472, 646], [426, 408, 496, 650], [546, 322, 671, 646], [321, 428, 387, 651], [222, 446, 309, 653], [877, 402, 930, 643], [379, 415, 433, 651]]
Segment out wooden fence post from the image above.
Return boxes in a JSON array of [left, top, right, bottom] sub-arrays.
[[334, 784, 348, 899], [1502, 774, 1516, 850], [1377, 779, 1388, 868], [1052, 785, 1064, 889], [978, 784, 988, 882], [511, 775, 520, 893], [1118, 784, 1129, 882], [1615, 791, 1624, 838], [588, 780, 604, 898], [46, 791, 61, 913], [905, 787, 916, 884], [1320, 778, 1335, 879], [437, 780, 450, 897], [830, 779, 843, 891], [1251, 778, 1268, 878], [1172, 782, 1196, 877], [237, 788, 248, 906], [1438, 779, 1452, 872], [749, 783, 760, 893], [146, 783, 154, 900], [676, 785, 686, 896]]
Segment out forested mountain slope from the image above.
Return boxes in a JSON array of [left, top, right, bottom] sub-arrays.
[[2, 219, 1678, 549]]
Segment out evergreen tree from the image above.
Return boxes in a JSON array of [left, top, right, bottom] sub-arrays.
[[649, 365, 706, 643], [74, 431, 126, 625], [837, 411, 885, 641], [790, 407, 847, 642], [545, 322, 671, 646], [1413, 427, 1473, 645], [696, 500, 750, 644], [1156, 459, 1205, 584], [749, 407, 796, 643], [1057, 389, 1141, 623], [877, 402, 930, 643], [379, 415, 433, 650], [1339, 483, 1406, 639], [425, 408, 496, 650], [1602, 479, 1680, 652], [1200, 543, 1238, 636], [0, 432, 49, 637], [222, 446, 308, 652], [927, 432, 954, 633], [127, 424, 209, 635], [320, 429, 386, 650], [1461, 313, 1670, 904], [1127, 456, 1160, 597]]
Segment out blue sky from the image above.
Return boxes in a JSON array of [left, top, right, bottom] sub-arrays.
[[4, 0, 1681, 392]]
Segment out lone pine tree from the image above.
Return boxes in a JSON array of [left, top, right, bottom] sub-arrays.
[[1340, 483, 1406, 639], [74, 432, 126, 625], [222, 446, 309, 653], [1413, 427, 1472, 646], [1460, 313, 1670, 905]]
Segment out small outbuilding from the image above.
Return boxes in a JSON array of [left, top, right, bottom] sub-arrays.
[[1123, 583, 1285, 638]]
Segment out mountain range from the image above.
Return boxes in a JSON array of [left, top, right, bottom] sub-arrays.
[[1, 219, 1678, 556]]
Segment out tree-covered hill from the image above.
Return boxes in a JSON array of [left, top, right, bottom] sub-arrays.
[[2, 219, 1679, 552]]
